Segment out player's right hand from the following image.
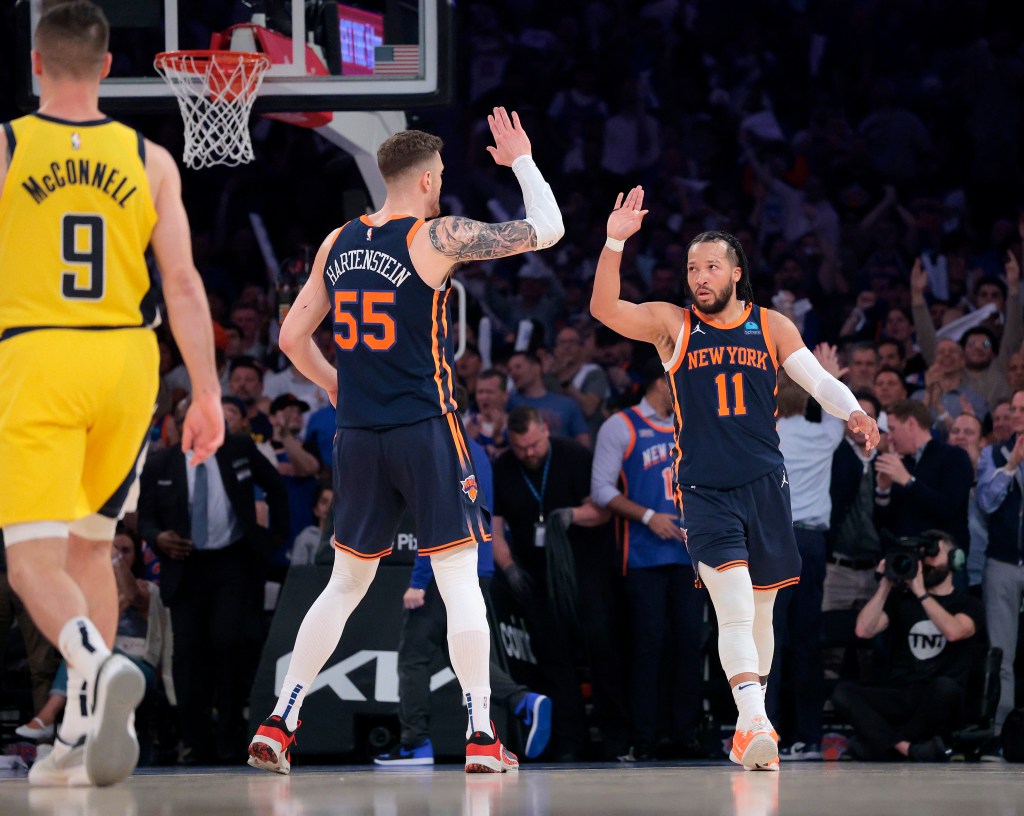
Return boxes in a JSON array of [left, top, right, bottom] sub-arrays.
[[607, 186, 649, 241], [403, 588, 426, 610], [182, 392, 225, 465]]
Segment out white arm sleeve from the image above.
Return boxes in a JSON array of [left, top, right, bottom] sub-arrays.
[[511, 155, 565, 249], [782, 347, 863, 421]]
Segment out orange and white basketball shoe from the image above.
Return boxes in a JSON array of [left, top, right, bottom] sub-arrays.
[[729, 716, 780, 771], [465, 723, 519, 773], [248, 716, 299, 775]]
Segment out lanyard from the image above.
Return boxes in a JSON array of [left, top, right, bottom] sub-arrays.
[[519, 451, 551, 522]]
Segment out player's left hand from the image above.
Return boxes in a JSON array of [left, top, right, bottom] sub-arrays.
[[182, 392, 225, 465], [485, 107, 532, 167], [848, 410, 880, 451], [607, 186, 649, 241]]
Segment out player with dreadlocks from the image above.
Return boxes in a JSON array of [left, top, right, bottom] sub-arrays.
[[590, 188, 878, 771]]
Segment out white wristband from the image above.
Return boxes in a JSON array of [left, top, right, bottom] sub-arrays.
[[605, 236, 625, 252], [641, 508, 655, 526]]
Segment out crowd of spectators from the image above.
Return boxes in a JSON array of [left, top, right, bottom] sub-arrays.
[[3, 0, 1024, 765]]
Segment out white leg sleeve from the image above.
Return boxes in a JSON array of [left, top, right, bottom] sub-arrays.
[[282, 549, 378, 685], [697, 562, 759, 680], [432, 545, 492, 734], [753, 590, 778, 677]]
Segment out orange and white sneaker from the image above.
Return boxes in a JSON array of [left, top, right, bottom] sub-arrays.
[[465, 722, 519, 773], [729, 717, 779, 771], [248, 716, 299, 775]]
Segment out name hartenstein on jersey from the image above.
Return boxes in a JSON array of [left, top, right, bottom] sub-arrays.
[[325, 247, 413, 288], [20, 158, 139, 208], [687, 344, 770, 372]]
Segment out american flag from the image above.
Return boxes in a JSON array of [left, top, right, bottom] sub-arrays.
[[373, 45, 421, 77]]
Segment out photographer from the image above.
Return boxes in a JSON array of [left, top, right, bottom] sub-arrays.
[[833, 532, 985, 762]]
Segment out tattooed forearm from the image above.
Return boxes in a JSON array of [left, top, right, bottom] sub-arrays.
[[428, 217, 538, 261]]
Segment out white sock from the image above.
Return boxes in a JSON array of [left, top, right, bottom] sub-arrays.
[[733, 681, 767, 732], [431, 547, 493, 739], [57, 617, 110, 685], [57, 665, 89, 747], [272, 675, 308, 732], [270, 551, 378, 731], [760, 680, 768, 703], [464, 685, 493, 738]]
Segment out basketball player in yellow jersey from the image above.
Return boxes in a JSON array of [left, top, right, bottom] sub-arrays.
[[0, 2, 224, 787]]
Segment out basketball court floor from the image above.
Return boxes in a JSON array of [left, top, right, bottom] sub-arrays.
[[2, 761, 1022, 816]]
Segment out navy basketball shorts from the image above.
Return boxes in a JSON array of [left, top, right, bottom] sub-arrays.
[[331, 413, 491, 560], [680, 464, 801, 591]]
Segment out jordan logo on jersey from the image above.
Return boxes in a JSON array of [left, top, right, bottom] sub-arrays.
[[780, 470, 789, 488], [691, 322, 706, 336], [461, 475, 479, 502]]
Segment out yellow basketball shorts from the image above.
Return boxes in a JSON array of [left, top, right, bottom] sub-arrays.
[[0, 328, 159, 527]]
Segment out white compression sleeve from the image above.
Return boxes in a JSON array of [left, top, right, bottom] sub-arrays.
[[511, 155, 565, 249], [782, 347, 863, 420]]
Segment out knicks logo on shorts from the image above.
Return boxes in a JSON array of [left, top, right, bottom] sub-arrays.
[[460, 475, 478, 502]]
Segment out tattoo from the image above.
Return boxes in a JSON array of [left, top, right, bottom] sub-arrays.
[[428, 216, 537, 262]]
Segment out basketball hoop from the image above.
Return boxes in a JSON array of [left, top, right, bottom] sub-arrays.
[[154, 50, 272, 169]]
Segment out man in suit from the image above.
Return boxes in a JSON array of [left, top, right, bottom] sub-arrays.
[[138, 398, 288, 763], [874, 399, 973, 552]]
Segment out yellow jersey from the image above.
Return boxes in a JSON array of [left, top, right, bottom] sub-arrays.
[[0, 113, 158, 339]]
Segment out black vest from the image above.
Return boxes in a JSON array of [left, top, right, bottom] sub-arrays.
[[985, 437, 1024, 565]]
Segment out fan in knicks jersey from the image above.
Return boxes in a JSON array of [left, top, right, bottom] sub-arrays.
[[247, 108, 564, 775], [590, 187, 878, 771]]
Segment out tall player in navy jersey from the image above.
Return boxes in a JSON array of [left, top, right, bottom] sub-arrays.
[[247, 108, 564, 774], [591, 187, 878, 771]]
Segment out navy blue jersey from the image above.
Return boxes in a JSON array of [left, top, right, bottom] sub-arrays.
[[667, 304, 782, 490], [615, 407, 689, 573], [325, 215, 457, 429]]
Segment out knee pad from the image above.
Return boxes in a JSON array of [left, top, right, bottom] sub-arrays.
[[328, 549, 378, 594], [698, 562, 759, 678]]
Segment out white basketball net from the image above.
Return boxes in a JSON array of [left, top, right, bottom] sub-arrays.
[[154, 51, 272, 170]]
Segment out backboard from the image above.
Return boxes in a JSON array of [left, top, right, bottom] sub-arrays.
[[15, 0, 454, 115]]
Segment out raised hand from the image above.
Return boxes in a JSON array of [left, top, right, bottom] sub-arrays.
[[1006, 249, 1020, 292], [910, 257, 928, 302], [812, 342, 847, 380], [606, 186, 649, 241], [485, 107, 532, 167]]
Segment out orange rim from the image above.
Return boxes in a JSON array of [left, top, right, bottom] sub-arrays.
[[155, 50, 271, 75]]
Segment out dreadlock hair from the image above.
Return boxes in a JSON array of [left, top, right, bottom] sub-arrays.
[[686, 231, 754, 304]]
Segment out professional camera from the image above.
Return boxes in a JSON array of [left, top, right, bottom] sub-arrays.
[[882, 533, 940, 583]]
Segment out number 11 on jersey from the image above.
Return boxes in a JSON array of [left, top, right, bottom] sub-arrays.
[[714, 372, 747, 417]]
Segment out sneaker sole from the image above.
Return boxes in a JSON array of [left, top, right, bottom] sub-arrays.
[[742, 734, 780, 771], [248, 740, 290, 775], [28, 748, 90, 787], [465, 756, 518, 773], [85, 657, 145, 786], [373, 757, 434, 766], [523, 696, 552, 759]]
